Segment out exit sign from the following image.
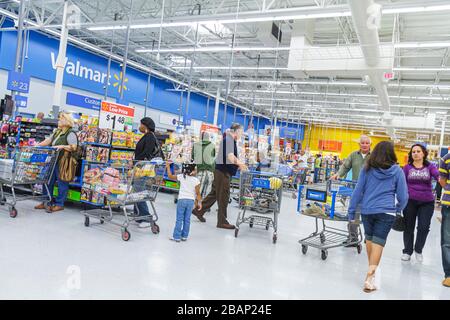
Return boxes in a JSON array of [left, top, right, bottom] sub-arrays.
[[384, 72, 394, 80]]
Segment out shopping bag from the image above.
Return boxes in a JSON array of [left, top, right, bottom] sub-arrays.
[[392, 214, 406, 232]]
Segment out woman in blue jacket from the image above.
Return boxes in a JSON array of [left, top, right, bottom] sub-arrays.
[[348, 141, 408, 293]]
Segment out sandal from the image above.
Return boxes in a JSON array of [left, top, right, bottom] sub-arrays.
[[363, 271, 377, 293]]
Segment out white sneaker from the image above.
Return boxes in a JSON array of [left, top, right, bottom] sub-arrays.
[[401, 254, 411, 261], [138, 222, 152, 228], [415, 252, 423, 262], [169, 237, 181, 243], [181, 238, 188, 241]]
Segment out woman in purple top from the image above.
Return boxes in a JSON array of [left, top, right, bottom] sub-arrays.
[[402, 143, 439, 262]]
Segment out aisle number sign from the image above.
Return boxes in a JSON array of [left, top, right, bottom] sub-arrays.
[[99, 101, 134, 131], [7, 71, 30, 93]]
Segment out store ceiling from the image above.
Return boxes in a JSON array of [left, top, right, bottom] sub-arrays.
[[1, 0, 450, 144]]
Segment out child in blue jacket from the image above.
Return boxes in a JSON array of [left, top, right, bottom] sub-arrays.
[[348, 141, 408, 293]]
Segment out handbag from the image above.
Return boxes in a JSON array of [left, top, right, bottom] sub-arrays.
[[59, 150, 78, 182], [392, 214, 406, 232]]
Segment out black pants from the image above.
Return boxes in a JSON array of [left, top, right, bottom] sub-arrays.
[[403, 199, 435, 255]]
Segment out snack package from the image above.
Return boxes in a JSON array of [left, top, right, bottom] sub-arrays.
[[80, 187, 92, 202], [112, 131, 127, 147], [98, 129, 112, 145]]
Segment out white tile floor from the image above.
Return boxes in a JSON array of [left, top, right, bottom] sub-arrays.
[[1, 191, 449, 300]]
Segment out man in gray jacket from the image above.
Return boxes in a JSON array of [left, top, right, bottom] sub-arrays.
[[331, 135, 371, 246]]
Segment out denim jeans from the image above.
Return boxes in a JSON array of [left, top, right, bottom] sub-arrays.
[[361, 213, 396, 247], [441, 206, 450, 278], [403, 199, 434, 255], [173, 199, 194, 240], [46, 163, 70, 207], [314, 168, 320, 183], [134, 201, 150, 223]]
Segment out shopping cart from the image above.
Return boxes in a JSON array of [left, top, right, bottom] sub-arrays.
[[81, 160, 165, 241], [296, 179, 362, 260], [283, 167, 309, 199], [0, 146, 59, 218], [234, 171, 283, 243]]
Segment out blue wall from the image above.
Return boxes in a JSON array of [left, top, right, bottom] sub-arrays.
[[0, 21, 303, 137]]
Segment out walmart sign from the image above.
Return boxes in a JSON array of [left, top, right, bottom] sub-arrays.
[[50, 52, 108, 84]]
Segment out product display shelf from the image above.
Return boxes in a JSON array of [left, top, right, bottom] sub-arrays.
[[19, 119, 57, 146]]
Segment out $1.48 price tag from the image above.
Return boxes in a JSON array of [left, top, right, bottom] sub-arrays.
[[99, 101, 135, 131]]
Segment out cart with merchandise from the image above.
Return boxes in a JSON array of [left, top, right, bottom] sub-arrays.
[[0, 146, 59, 218], [81, 160, 165, 241], [296, 179, 362, 260], [234, 171, 283, 243]]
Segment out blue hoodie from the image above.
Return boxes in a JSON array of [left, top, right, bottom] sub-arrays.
[[348, 165, 408, 220]]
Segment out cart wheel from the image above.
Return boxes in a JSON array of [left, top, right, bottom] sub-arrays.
[[84, 216, 90, 227], [357, 244, 362, 254], [151, 223, 160, 234], [228, 198, 232, 204], [100, 217, 104, 224], [9, 207, 17, 218], [301, 245, 308, 255], [249, 218, 254, 228], [0, 197, 6, 205], [234, 228, 239, 238], [121, 229, 131, 241], [265, 222, 270, 230], [174, 198, 178, 204], [320, 233, 326, 244], [291, 193, 297, 199], [321, 250, 328, 260], [272, 234, 277, 244]]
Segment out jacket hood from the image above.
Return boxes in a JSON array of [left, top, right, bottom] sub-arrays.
[[371, 165, 399, 180]]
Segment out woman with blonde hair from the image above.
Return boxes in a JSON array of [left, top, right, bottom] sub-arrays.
[[35, 111, 78, 213]]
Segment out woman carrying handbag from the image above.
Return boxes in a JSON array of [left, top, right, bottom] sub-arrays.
[[34, 111, 78, 213]]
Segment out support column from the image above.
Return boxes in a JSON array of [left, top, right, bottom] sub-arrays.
[[213, 87, 220, 126], [51, 0, 70, 116], [439, 120, 446, 153]]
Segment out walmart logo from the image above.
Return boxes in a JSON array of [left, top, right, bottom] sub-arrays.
[[112, 72, 128, 93], [50, 52, 129, 94]]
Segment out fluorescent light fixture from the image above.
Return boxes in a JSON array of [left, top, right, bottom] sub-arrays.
[[394, 67, 450, 72], [136, 46, 290, 53], [198, 78, 365, 86], [170, 56, 192, 65], [88, 10, 352, 31], [383, 4, 450, 14], [395, 41, 450, 49], [173, 66, 287, 71]]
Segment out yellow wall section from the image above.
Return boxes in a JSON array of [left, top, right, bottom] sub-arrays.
[[302, 125, 409, 166]]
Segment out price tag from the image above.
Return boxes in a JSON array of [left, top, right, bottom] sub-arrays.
[[99, 101, 135, 131]]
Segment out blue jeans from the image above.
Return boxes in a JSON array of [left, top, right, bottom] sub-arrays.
[[173, 199, 194, 240], [314, 168, 320, 183], [46, 163, 70, 207], [134, 201, 150, 223], [441, 206, 450, 278], [361, 213, 395, 247]]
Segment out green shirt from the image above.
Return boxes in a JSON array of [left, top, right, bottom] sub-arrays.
[[337, 150, 370, 181]]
